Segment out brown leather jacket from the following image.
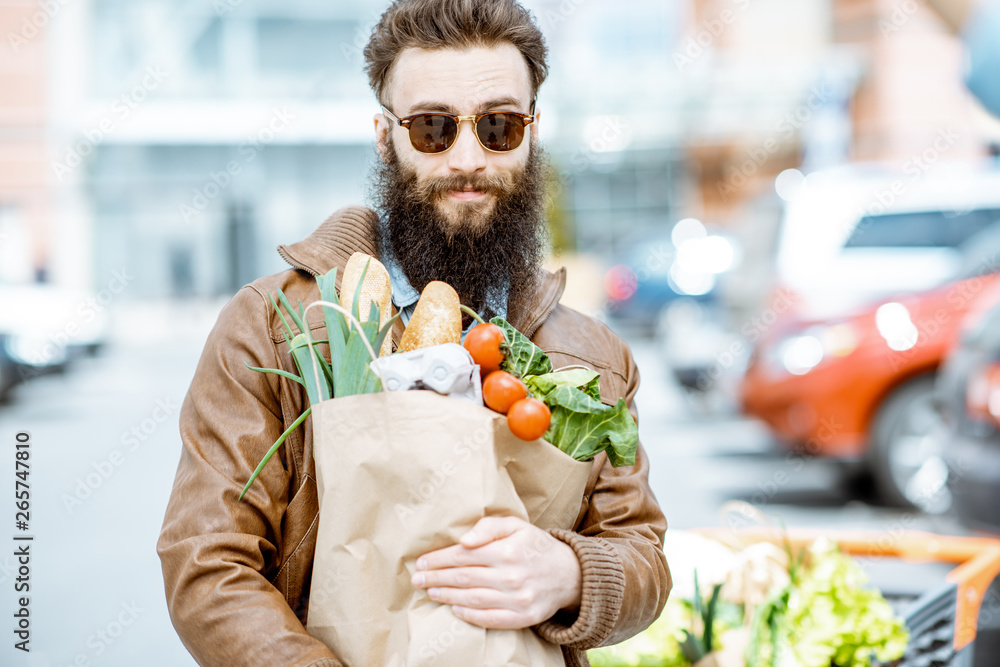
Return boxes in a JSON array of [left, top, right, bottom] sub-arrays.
[[156, 206, 671, 667]]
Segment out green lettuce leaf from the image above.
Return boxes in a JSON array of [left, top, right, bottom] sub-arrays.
[[526, 368, 601, 401], [491, 316, 552, 377], [543, 385, 637, 467]]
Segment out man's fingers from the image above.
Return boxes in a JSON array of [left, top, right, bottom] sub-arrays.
[[460, 516, 525, 548], [412, 564, 525, 592], [452, 605, 528, 630], [416, 543, 481, 572], [418, 518, 528, 570], [413, 564, 488, 589], [425, 585, 509, 610]]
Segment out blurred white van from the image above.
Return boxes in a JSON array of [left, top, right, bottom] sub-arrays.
[[775, 162, 1000, 319]]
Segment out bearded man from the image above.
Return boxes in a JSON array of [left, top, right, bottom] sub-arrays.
[[157, 1, 671, 665]]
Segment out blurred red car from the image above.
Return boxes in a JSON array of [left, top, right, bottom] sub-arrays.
[[740, 273, 1000, 509]]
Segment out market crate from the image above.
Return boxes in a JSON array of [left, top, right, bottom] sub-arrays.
[[693, 528, 1000, 666]]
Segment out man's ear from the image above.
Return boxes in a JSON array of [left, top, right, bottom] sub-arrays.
[[530, 109, 541, 142], [374, 113, 391, 163]]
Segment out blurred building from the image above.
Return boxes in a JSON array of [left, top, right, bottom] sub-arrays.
[[48, 0, 399, 299], [670, 0, 1000, 315], [9, 0, 999, 303], [17, 0, 690, 300], [0, 0, 52, 284], [2, 0, 380, 298], [680, 0, 994, 217], [837, 0, 994, 162], [531, 0, 688, 255]]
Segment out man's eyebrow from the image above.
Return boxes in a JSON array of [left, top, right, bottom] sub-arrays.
[[406, 96, 525, 115], [474, 97, 523, 113]]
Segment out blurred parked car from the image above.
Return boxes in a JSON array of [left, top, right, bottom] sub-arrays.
[[930, 278, 1000, 666], [0, 334, 19, 403], [656, 297, 749, 414], [605, 219, 738, 335], [775, 163, 1000, 321], [0, 281, 110, 397], [741, 272, 1000, 510], [935, 277, 1000, 532]]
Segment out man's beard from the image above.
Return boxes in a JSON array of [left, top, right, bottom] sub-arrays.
[[370, 135, 549, 323]]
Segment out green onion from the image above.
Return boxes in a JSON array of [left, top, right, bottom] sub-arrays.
[[239, 265, 399, 501]]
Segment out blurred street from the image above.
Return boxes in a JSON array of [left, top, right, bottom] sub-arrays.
[[0, 299, 981, 666], [0, 300, 224, 667]]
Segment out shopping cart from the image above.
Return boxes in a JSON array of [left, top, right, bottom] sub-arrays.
[[692, 528, 1000, 666]]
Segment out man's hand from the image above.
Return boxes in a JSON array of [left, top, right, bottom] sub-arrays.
[[411, 516, 582, 630]]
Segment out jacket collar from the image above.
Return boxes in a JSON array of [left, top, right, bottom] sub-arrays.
[[276, 206, 566, 339]]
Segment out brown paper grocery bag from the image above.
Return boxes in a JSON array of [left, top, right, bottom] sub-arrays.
[[304, 390, 594, 667]]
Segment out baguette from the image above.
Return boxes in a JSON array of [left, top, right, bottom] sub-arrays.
[[397, 281, 462, 352], [339, 252, 394, 356]]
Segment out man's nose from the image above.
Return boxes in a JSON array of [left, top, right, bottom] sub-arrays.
[[446, 119, 488, 174]]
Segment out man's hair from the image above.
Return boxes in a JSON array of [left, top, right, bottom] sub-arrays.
[[363, 0, 548, 107]]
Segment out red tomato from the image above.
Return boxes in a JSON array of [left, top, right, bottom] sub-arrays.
[[507, 398, 551, 441], [464, 323, 505, 374], [483, 371, 527, 414]]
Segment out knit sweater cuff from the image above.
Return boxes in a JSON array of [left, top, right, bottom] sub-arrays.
[[534, 528, 626, 649]]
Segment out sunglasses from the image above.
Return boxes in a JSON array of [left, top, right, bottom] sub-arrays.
[[381, 103, 535, 154]]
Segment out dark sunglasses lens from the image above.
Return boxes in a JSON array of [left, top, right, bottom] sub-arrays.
[[408, 114, 457, 153], [476, 113, 525, 152]]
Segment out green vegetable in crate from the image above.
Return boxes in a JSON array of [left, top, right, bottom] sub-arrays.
[[679, 571, 724, 665], [589, 530, 908, 667], [747, 539, 908, 667], [589, 571, 743, 667]]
